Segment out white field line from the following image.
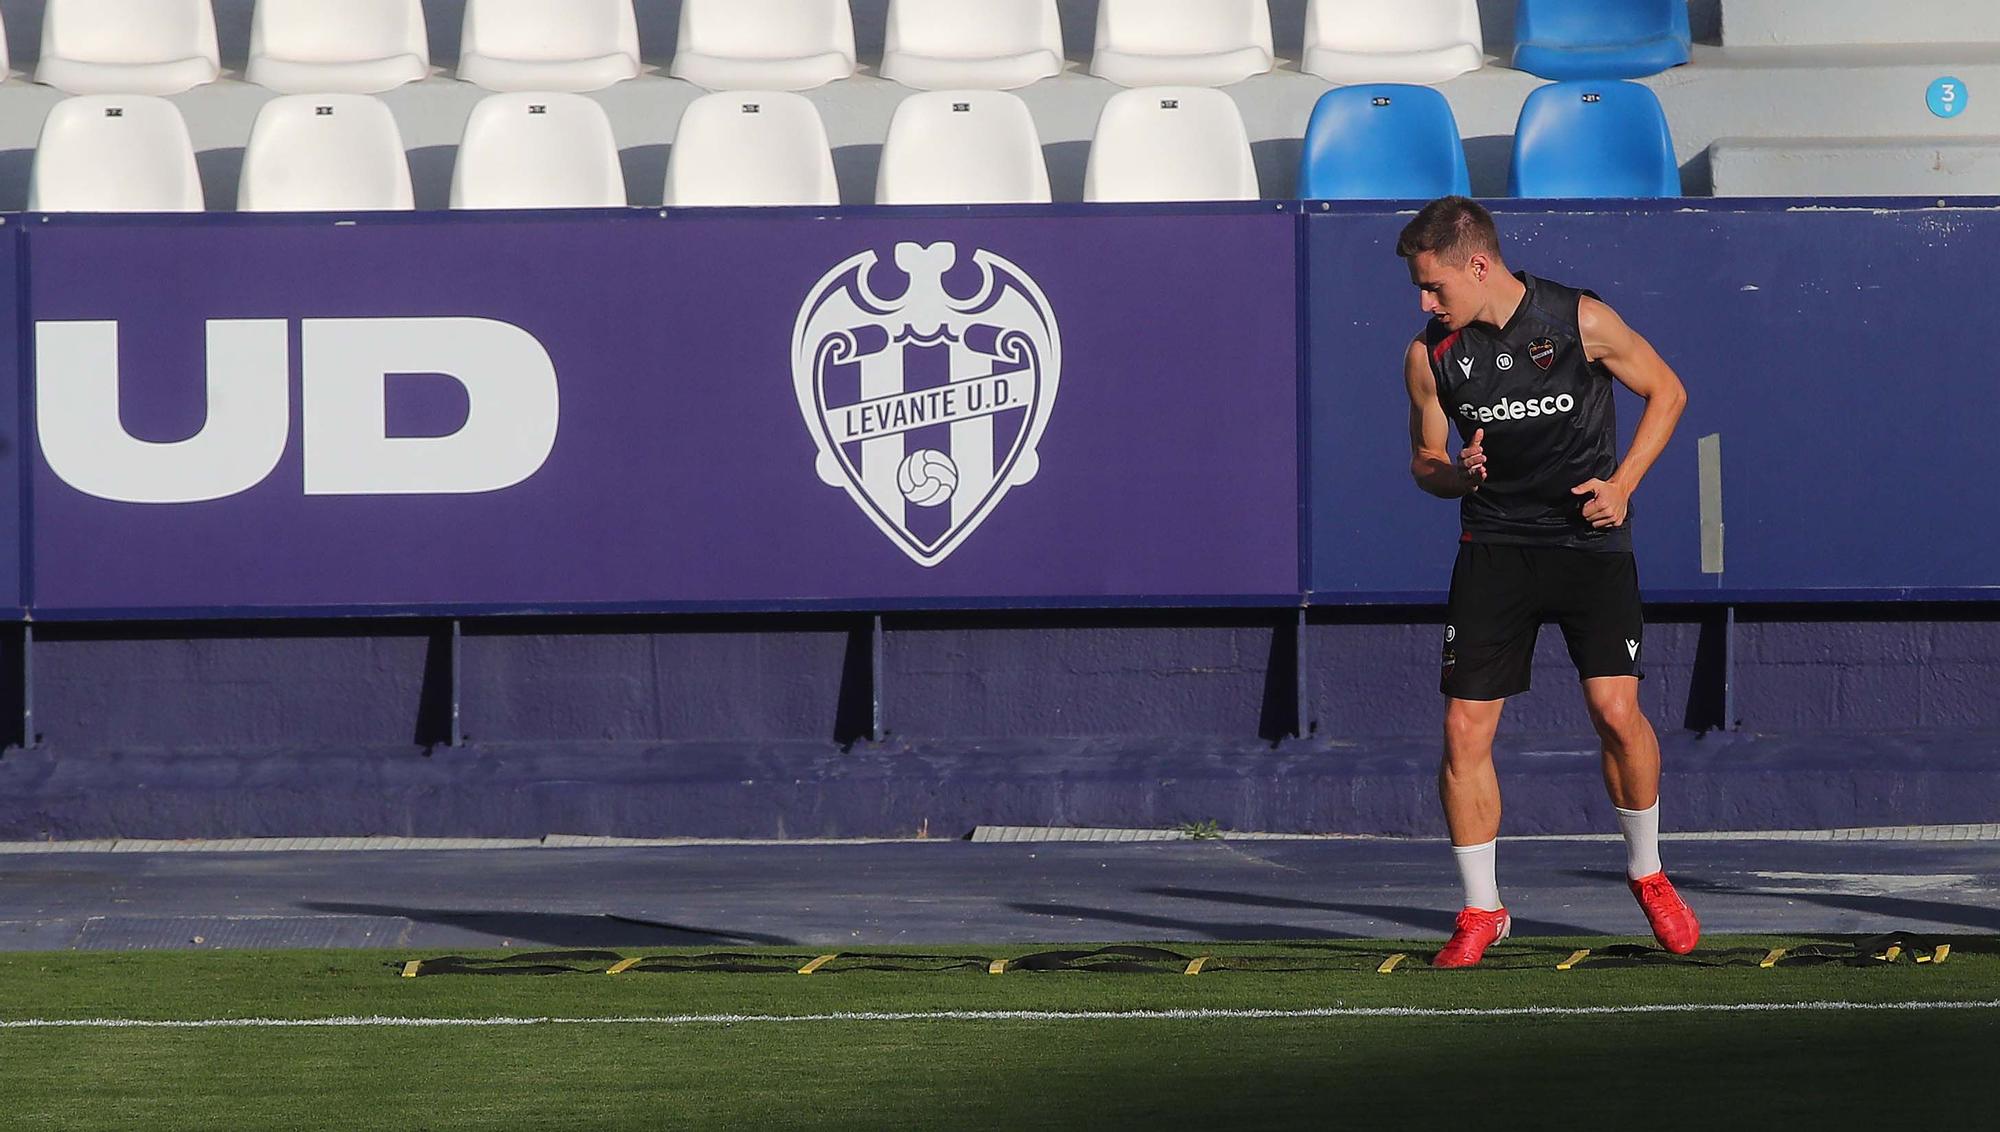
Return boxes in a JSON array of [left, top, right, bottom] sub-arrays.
[[4, 1001, 1998, 1030]]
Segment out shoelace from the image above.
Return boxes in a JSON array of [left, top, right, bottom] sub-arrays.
[[1454, 908, 1503, 932], [1636, 875, 1681, 908]]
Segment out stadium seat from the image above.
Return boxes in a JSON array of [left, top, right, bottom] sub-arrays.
[[1298, 84, 1470, 200], [1508, 81, 1680, 198], [664, 91, 839, 207], [1302, 0, 1484, 85], [1513, 0, 1691, 81], [29, 95, 204, 212], [246, 0, 430, 95], [880, 0, 1065, 91], [1083, 87, 1258, 202], [36, 0, 221, 96], [670, 0, 857, 92], [450, 92, 628, 210], [1090, 0, 1273, 88], [458, 0, 641, 93], [876, 91, 1050, 204], [238, 95, 414, 213]]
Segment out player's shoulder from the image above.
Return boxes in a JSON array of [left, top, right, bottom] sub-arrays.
[[1575, 293, 1629, 342], [1408, 332, 1440, 378]]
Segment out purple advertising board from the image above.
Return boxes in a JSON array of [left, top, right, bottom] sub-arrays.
[[1306, 201, 2000, 603], [24, 210, 1301, 616]]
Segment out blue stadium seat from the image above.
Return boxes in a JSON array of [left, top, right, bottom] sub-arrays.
[[1508, 81, 1680, 198], [1512, 0, 1690, 81], [1298, 84, 1469, 200]]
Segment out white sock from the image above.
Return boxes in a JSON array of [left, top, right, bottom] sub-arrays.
[[1451, 839, 1502, 911], [1615, 802, 1663, 880]]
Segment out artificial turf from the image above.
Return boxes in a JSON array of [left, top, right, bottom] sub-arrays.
[[3, 936, 1993, 1130]]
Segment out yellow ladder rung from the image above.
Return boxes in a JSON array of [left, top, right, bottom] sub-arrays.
[[1183, 956, 1211, 976], [1760, 948, 1788, 969], [797, 954, 839, 975], [400, 960, 422, 979], [1556, 949, 1590, 971], [1933, 944, 1951, 965], [988, 958, 1008, 975], [1376, 953, 1406, 974], [606, 957, 640, 976]]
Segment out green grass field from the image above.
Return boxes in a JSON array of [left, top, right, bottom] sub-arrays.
[[4, 936, 1993, 1130]]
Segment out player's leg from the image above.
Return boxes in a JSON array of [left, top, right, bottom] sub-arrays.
[[1584, 674, 1660, 815], [1433, 544, 1536, 968], [1557, 552, 1700, 953], [1442, 695, 1506, 851]]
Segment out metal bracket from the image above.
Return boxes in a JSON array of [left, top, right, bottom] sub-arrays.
[[869, 614, 886, 742], [1294, 607, 1310, 740], [448, 618, 463, 748], [1723, 606, 1738, 732], [15, 621, 35, 751]]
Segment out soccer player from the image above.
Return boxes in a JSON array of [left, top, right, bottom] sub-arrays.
[[1397, 196, 1699, 967]]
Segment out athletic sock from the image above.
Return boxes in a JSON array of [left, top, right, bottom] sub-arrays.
[[1450, 839, 1502, 911], [1615, 802, 1664, 880]]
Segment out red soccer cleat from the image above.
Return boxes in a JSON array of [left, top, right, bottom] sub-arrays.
[[1432, 906, 1511, 968], [1630, 871, 1701, 954]]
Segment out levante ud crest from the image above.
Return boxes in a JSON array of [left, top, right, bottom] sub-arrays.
[[792, 242, 1062, 567]]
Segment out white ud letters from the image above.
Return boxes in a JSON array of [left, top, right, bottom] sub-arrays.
[[36, 317, 560, 504]]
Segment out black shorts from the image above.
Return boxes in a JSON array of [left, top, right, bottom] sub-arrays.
[[1440, 542, 1644, 701]]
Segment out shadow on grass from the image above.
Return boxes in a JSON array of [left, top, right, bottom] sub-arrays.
[[1135, 886, 1603, 937], [302, 902, 795, 948]]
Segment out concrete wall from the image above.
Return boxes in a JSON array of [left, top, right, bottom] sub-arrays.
[[21, 609, 2000, 752]]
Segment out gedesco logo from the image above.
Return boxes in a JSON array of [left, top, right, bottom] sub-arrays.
[[1458, 393, 1575, 425]]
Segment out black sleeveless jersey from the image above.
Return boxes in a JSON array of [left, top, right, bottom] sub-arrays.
[[1424, 272, 1629, 552]]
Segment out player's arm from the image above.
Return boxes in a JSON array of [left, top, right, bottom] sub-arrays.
[[1406, 337, 1485, 499], [1572, 296, 1689, 528]]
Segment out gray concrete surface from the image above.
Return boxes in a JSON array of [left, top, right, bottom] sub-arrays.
[[1711, 135, 2000, 196]]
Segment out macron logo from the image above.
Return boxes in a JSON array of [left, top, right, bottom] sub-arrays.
[[1457, 356, 1474, 380], [1627, 639, 1640, 660]]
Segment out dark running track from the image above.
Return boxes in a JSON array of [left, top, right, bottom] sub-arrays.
[[2, 836, 1996, 952]]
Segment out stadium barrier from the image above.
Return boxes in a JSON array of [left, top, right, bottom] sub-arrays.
[[6, 198, 1993, 622]]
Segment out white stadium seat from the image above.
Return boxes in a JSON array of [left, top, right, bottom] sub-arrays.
[[246, 0, 430, 95], [665, 91, 839, 207], [1084, 87, 1258, 203], [36, 0, 221, 96], [1091, 0, 1274, 88], [670, 0, 857, 93], [238, 95, 414, 213], [880, 0, 1065, 91], [1302, 0, 1485, 85], [30, 95, 204, 212], [458, 0, 641, 93], [450, 92, 628, 210], [876, 90, 1050, 204]]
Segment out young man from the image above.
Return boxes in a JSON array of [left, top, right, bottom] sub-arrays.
[[1398, 196, 1698, 967]]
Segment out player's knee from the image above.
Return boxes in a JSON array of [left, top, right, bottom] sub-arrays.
[[1442, 701, 1500, 762], [1586, 691, 1645, 742]]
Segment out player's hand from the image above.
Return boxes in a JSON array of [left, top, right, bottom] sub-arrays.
[[1459, 429, 1488, 493], [1572, 478, 1629, 528]]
